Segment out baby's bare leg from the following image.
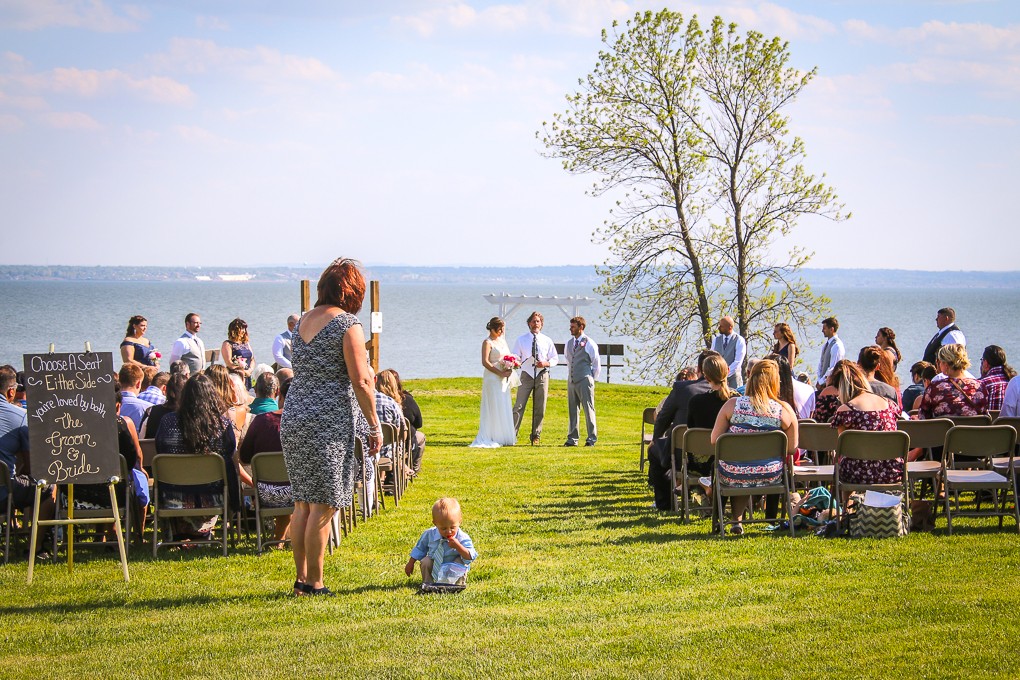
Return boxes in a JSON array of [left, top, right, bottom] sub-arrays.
[[419, 556, 434, 584]]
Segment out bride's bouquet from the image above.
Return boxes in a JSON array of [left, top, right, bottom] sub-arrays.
[[499, 354, 522, 389]]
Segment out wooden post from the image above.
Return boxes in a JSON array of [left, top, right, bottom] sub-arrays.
[[300, 280, 311, 313], [368, 280, 380, 373]]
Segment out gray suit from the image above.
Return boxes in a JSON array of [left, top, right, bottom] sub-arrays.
[[565, 334, 600, 445], [711, 332, 745, 388]]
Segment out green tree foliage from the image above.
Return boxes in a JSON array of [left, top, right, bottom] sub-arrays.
[[539, 10, 846, 380]]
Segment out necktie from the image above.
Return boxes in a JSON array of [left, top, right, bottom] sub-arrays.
[[532, 334, 539, 377], [723, 335, 730, 352]]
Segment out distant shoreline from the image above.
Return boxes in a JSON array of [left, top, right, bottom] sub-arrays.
[[1, 265, 1019, 289]]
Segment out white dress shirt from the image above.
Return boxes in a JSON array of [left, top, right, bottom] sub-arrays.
[[1000, 375, 1020, 418], [511, 331, 558, 379], [792, 379, 817, 420], [169, 331, 205, 365], [565, 333, 601, 381], [941, 328, 967, 347], [816, 335, 846, 387], [712, 332, 746, 378], [272, 330, 293, 369]]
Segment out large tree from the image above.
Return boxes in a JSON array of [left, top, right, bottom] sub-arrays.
[[539, 10, 846, 380]]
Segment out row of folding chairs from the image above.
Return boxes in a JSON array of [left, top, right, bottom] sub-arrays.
[[0, 416, 420, 561], [668, 417, 1020, 536]]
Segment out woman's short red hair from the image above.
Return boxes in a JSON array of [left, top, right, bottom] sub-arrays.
[[316, 258, 366, 312]]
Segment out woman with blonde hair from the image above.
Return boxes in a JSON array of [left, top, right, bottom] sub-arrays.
[[829, 360, 903, 490], [376, 369, 403, 407], [711, 359, 798, 534], [205, 364, 249, 435], [685, 355, 736, 476], [771, 323, 798, 366], [917, 344, 988, 420]]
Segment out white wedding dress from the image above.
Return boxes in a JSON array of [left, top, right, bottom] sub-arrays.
[[469, 336, 518, 447]]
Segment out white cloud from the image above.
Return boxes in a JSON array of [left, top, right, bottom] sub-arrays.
[[39, 110, 101, 129], [926, 113, 1018, 127], [0, 0, 141, 31], [149, 38, 344, 91], [21, 67, 196, 104], [845, 18, 1020, 56]]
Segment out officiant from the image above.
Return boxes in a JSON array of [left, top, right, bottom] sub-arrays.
[[512, 312, 558, 445]]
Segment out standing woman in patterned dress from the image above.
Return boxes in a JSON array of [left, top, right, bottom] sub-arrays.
[[281, 258, 382, 596]]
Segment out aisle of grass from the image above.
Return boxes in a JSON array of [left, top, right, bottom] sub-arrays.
[[2, 377, 1019, 678]]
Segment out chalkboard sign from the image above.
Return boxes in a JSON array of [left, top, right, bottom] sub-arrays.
[[23, 351, 119, 485]]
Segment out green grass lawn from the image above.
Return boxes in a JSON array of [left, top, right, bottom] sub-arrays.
[[2, 378, 1019, 679]]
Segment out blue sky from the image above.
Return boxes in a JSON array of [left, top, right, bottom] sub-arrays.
[[1, 1, 1017, 269]]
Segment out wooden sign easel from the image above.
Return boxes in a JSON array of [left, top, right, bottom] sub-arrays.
[[301, 279, 381, 373], [24, 344, 129, 584]]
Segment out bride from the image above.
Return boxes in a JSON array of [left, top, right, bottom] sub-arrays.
[[469, 317, 519, 447]]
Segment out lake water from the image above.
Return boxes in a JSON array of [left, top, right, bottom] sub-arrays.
[[1, 280, 1017, 384]]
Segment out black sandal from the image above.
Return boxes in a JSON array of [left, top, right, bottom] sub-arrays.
[[308, 586, 334, 596], [293, 580, 313, 595]]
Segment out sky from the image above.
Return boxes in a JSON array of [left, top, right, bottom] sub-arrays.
[[1, 0, 1017, 270]]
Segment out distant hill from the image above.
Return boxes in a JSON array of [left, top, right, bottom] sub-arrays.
[[1, 264, 1017, 288]]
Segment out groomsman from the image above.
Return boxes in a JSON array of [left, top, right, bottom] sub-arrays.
[[169, 312, 206, 375], [710, 316, 746, 389], [922, 307, 967, 364], [815, 317, 845, 390], [273, 313, 299, 369], [512, 312, 558, 445], [563, 317, 600, 447]]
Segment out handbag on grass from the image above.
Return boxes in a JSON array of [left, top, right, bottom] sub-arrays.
[[844, 491, 910, 538]]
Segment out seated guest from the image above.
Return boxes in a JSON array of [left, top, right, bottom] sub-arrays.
[[902, 362, 931, 413], [647, 350, 720, 511], [120, 314, 160, 368], [275, 367, 294, 384], [910, 364, 939, 411], [154, 373, 238, 541], [118, 364, 152, 430], [858, 346, 900, 406], [829, 361, 902, 497], [811, 370, 842, 424], [141, 373, 187, 439], [138, 367, 168, 406], [766, 353, 815, 420], [238, 379, 292, 544], [979, 345, 1015, 411], [14, 371, 26, 408], [374, 375, 403, 461], [686, 355, 736, 475], [169, 360, 190, 378], [0, 364, 56, 557], [249, 372, 280, 415], [676, 366, 698, 381], [918, 344, 988, 420], [388, 369, 425, 474], [205, 364, 249, 436], [1001, 374, 1020, 418], [710, 359, 799, 533]]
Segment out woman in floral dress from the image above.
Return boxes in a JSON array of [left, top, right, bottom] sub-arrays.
[[829, 361, 903, 489]]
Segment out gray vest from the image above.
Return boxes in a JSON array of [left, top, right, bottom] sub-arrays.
[[569, 336, 593, 384], [715, 334, 737, 365], [180, 334, 205, 374]]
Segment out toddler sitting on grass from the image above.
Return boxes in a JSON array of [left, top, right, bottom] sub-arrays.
[[405, 497, 477, 587]]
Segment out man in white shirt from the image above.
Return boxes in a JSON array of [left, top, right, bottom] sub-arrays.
[[272, 314, 299, 369], [922, 307, 967, 364], [1000, 375, 1020, 418], [512, 311, 558, 445], [168, 312, 206, 375], [815, 316, 845, 391], [710, 316, 746, 388], [563, 316, 601, 447]]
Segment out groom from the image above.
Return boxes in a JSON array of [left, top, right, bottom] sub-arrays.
[[512, 311, 558, 445]]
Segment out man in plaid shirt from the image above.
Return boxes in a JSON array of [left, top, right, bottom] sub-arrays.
[[979, 345, 1015, 411]]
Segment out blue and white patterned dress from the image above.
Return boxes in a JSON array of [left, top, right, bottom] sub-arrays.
[[281, 312, 369, 509], [717, 395, 785, 487]]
